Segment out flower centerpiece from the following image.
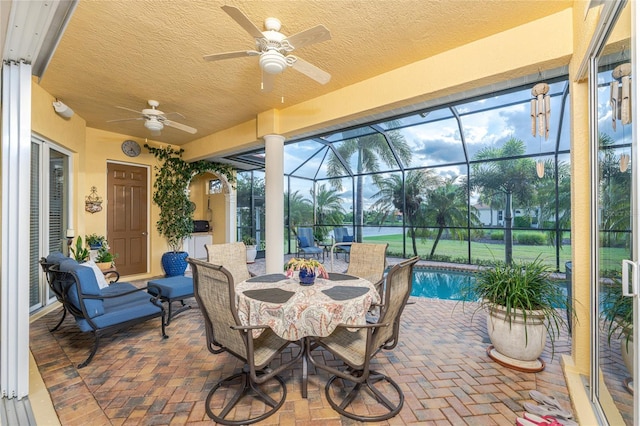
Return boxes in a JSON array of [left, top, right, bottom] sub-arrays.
[[95, 241, 118, 270], [284, 257, 329, 285]]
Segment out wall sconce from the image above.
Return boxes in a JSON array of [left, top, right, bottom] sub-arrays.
[[85, 186, 103, 213], [53, 99, 74, 118]]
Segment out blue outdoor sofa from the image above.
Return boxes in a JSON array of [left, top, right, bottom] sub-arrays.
[[41, 252, 168, 368]]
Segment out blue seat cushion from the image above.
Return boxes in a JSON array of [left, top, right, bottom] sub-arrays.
[[298, 236, 310, 248], [147, 276, 193, 299], [46, 251, 68, 265], [59, 259, 104, 318], [342, 235, 354, 242], [75, 297, 162, 333]]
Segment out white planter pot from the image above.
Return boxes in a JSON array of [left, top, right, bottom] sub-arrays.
[[246, 245, 257, 264], [486, 304, 547, 372], [621, 333, 634, 393]]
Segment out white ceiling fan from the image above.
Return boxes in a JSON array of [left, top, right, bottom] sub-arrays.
[[203, 5, 332, 92], [107, 100, 197, 136]]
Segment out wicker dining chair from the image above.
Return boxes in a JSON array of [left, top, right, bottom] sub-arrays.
[[346, 243, 389, 296], [188, 257, 302, 425], [307, 256, 420, 422], [205, 242, 253, 283]]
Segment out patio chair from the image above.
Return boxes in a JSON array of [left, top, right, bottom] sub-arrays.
[[307, 256, 420, 422], [332, 227, 353, 259], [346, 243, 389, 297], [188, 257, 302, 425], [296, 227, 323, 259], [205, 242, 253, 283]]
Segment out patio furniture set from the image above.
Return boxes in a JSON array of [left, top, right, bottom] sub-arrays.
[[40, 240, 415, 423]]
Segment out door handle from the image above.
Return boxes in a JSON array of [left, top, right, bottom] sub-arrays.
[[622, 259, 637, 297], [142, 231, 148, 236]]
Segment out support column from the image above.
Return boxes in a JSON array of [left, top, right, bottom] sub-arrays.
[[264, 134, 285, 274], [1, 61, 32, 399]]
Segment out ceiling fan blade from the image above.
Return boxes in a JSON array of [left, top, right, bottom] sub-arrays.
[[106, 117, 144, 123], [290, 56, 331, 84], [285, 25, 331, 50], [203, 50, 260, 62], [164, 120, 197, 134], [261, 72, 275, 93], [115, 106, 143, 115], [221, 5, 264, 39]]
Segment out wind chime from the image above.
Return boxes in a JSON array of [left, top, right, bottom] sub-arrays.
[[530, 82, 550, 178], [610, 62, 632, 172]]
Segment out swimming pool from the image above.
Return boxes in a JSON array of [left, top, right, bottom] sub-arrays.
[[410, 268, 569, 301], [411, 268, 476, 301]]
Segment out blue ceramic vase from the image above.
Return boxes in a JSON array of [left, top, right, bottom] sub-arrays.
[[161, 251, 189, 276], [298, 268, 316, 285]]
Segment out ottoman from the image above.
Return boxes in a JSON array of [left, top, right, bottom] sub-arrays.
[[147, 276, 194, 325]]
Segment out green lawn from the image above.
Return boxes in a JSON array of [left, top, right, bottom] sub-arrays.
[[286, 234, 628, 273], [362, 234, 627, 272]]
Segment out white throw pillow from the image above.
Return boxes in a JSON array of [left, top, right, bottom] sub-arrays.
[[82, 260, 110, 290]]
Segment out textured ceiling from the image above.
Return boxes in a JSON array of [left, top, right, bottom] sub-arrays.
[[39, 0, 572, 146]]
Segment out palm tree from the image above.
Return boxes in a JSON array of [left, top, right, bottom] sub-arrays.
[[371, 169, 439, 256], [285, 190, 313, 233], [534, 158, 571, 248], [424, 177, 479, 259], [470, 137, 537, 264], [326, 130, 411, 241], [312, 183, 345, 241]]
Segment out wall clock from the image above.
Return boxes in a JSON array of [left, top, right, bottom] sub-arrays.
[[121, 140, 141, 157]]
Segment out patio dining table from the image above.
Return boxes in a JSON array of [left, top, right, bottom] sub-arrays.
[[236, 271, 380, 397]]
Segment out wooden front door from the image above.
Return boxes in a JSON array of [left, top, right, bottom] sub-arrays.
[[107, 163, 148, 276]]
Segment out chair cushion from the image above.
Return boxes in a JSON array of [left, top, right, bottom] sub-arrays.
[[60, 259, 104, 318], [147, 276, 194, 299], [298, 236, 310, 248], [82, 260, 110, 290], [343, 235, 354, 242], [46, 251, 68, 265]]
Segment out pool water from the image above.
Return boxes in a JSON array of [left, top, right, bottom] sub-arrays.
[[410, 268, 569, 302], [411, 269, 476, 301]]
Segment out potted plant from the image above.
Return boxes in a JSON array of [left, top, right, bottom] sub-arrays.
[[95, 242, 118, 271], [70, 236, 90, 262], [461, 257, 572, 372], [284, 257, 329, 285], [242, 235, 258, 264], [601, 278, 633, 392], [146, 144, 235, 276], [85, 233, 105, 250]]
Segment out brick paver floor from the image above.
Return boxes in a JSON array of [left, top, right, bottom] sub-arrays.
[[30, 256, 581, 425]]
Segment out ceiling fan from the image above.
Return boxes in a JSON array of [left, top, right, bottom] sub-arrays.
[[107, 100, 197, 136], [203, 5, 332, 92]]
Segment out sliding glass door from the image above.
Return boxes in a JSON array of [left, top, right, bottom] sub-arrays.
[[29, 137, 71, 311], [591, 1, 636, 423]]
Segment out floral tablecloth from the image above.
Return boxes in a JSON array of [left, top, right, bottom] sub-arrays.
[[236, 272, 380, 340]]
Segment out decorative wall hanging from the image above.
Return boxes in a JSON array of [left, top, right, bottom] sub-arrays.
[[610, 62, 632, 173], [531, 82, 550, 141], [85, 186, 103, 213], [610, 62, 632, 131], [531, 82, 550, 178]]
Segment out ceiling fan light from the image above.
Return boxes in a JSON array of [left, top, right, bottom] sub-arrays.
[[260, 50, 287, 74], [145, 118, 164, 132]]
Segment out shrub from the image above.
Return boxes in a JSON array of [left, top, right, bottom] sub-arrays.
[[490, 231, 504, 240], [516, 232, 546, 245]]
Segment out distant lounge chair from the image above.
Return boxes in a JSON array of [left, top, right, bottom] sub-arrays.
[[332, 227, 353, 259], [296, 227, 323, 259]]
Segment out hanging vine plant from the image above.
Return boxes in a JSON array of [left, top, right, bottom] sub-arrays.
[[146, 144, 235, 253]]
